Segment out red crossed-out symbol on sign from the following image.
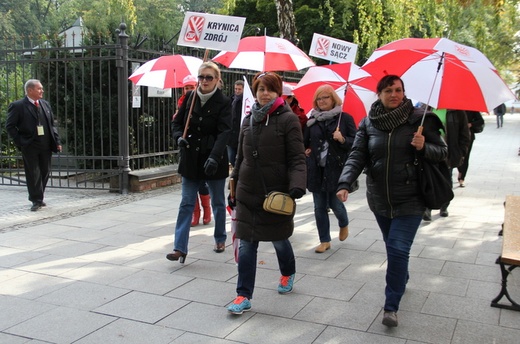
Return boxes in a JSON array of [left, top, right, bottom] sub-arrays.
[[184, 16, 205, 42], [315, 38, 329, 56]]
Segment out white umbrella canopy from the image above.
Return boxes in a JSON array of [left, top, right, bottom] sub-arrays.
[[129, 55, 203, 89], [362, 38, 516, 112], [212, 36, 315, 72]]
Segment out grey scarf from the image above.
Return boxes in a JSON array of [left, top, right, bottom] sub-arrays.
[[251, 99, 276, 123], [307, 105, 342, 127], [369, 98, 413, 131]]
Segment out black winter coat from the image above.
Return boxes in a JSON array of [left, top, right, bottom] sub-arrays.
[[230, 102, 306, 242], [172, 89, 232, 180], [6, 97, 61, 152], [444, 110, 470, 168], [304, 111, 356, 192], [337, 108, 447, 218]]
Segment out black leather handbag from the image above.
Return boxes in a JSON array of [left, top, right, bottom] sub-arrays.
[[415, 157, 454, 210]]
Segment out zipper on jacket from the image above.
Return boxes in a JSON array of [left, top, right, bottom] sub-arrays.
[[385, 131, 394, 217]]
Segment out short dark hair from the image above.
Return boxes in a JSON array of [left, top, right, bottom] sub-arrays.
[[377, 75, 405, 94], [252, 72, 283, 96]]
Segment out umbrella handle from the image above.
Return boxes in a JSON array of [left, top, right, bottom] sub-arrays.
[[417, 126, 423, 135], [182, 88, 198, 140]]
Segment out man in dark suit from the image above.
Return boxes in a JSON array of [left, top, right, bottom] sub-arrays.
[[6, 79, 62, 211]]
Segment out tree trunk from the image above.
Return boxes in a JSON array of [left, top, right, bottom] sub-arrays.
[[275, 0, 297, 43]]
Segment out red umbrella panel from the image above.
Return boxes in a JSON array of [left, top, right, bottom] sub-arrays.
[[292, 63, 377, 126], [361, 38, 515, 112], [212, 36, 315, 72], [129, 55, 203, 89]]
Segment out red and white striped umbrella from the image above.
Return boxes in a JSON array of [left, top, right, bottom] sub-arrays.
[[212, 36, 315, 72], [361, 38, 515, 112], [129, 55, 203, 89], [293, 62, 377, 126]]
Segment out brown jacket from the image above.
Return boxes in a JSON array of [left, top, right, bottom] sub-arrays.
[[231, 102, 306, 241]]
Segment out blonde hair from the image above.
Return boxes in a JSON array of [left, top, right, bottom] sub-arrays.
[[198, 61, 221, 80], [312, 84, 342, 110]]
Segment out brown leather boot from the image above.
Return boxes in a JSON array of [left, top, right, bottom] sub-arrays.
[[200, 194, 212, 225], [191, 199, 200, 226]]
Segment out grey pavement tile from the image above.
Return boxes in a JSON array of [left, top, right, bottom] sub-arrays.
[[4, 306, 115, 343], [35, 280, 129, 310], [226, 313, 325, 344], [93, 291, 188, 323], [58, 261, 141, 285], [418, 246, 478, 264], [499, 309, 520, 330], [452, 238, 484, 251], [173, 259, 241, 282], [440, 261, 500, 283], [112, 266, 194, 295], [414, 233, 458, 249], [13, 254, 91, 276], [451, 319, 520, 344], [1, 231, 63, 251], [421, 292, 500, 325], [74, 318, 184, 344], [0, 332, 34, 343], [33, 240, 106, 258], [0, 247, 48, 269], [475, 251, 500, 267], [52, 215, 123, 230], [0, 273, 72, 300], [335, 258, 387, 284], [313, 326, 406, 344], [466, 279, 502, 300], [90, 232, 153, 248], [165, 278, 236, 306], [171, 332, 241, 343], [408, 256, 445, 275], [295, 297, 381, 331], [43, 227, 115, 243], [123, 252, 182, 273], [0, 295, 56, 331], [294, 274, 364, 301], [406, 272, 469, 296], [79, 246, 150, 264], [368, 310, 457, 344], [0, 267, 27, 282], [158, 302, 254, 338], [294, 256, 350, 278]]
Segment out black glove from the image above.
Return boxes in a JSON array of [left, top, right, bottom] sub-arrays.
[[177, 137, 189, 149], [227, 194, 236, 209], [289, 188, 305, 199], [204, 157, 218, 176]]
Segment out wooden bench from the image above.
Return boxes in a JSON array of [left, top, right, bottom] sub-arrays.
[[491, 195, 520, 311]]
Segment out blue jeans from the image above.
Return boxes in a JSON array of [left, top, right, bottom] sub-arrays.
[[173, 177, 227, 254], [236, 239, 295, 299], [312, 191, 349, 242], [227, 146, 237, 167], [374, 214, 422, 312]]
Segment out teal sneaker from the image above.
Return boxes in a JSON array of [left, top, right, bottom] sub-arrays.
[[227, 296, 251, 314], [278, 274, 295, 294]]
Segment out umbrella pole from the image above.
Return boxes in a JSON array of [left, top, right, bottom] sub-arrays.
[[418, 52, 445, 133], [182, 49, 210, 139]]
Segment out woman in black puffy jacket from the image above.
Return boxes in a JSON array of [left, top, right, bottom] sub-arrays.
[[336, 75, 447, 328]]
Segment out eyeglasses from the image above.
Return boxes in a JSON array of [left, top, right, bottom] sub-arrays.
[[316, 96, 331, 102], [197, 75, 215, 82]]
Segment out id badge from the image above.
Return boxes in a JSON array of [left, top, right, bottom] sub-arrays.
[[37, 125, 44, 136]]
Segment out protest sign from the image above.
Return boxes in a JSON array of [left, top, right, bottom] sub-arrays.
[[309, 33, 358, 64]]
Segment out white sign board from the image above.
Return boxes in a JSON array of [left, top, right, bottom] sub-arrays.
[[241, 76, 254, 125], [178, 12, 246, 52], [309, 33, 358, 64], [148, 87, 172, 98]]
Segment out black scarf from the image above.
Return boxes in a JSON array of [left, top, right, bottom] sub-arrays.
[[369, 98, 413, 131]]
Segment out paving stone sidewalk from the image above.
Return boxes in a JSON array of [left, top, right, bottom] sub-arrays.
[[0, 114, 519, 343]]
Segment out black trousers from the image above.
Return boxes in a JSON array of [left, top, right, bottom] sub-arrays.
[[21, 145, 52, 203]]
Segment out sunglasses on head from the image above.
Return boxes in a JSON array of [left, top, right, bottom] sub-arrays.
[[197, 75, 215, 81]]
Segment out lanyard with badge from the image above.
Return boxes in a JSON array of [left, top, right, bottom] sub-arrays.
[[35, 101, 45, 136]]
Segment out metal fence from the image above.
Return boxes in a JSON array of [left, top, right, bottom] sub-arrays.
[[0, 23, 304, 193]]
